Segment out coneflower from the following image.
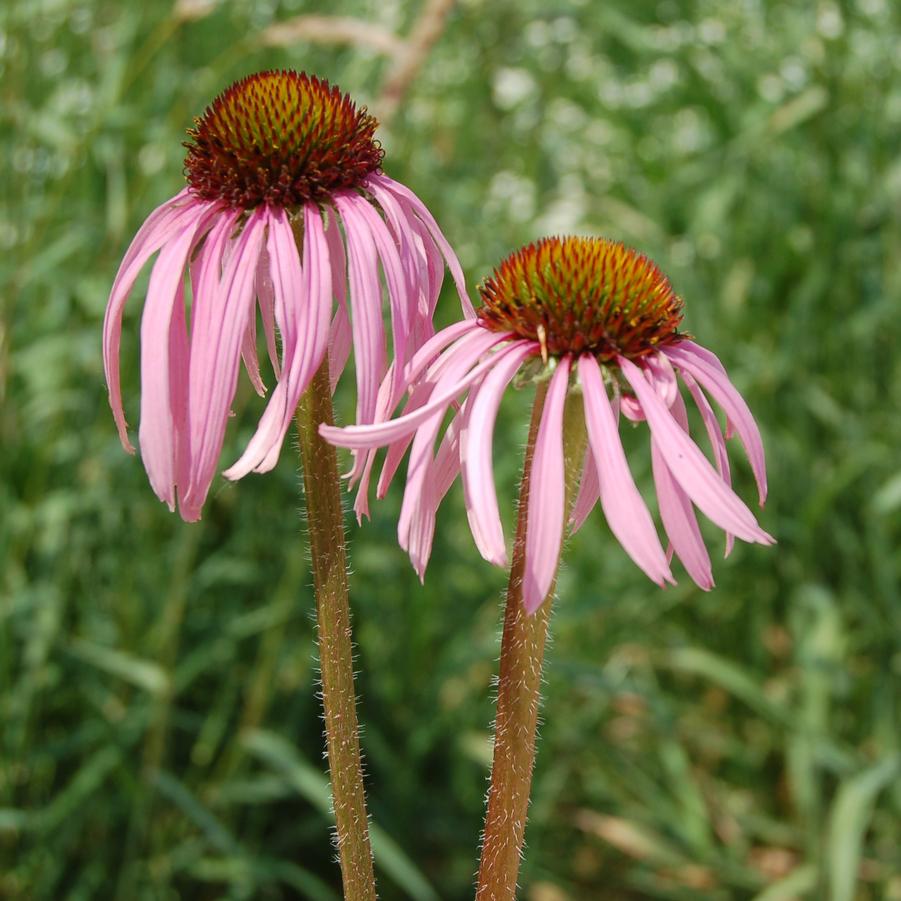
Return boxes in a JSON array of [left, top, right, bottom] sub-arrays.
[[321, 235, 773, 898], [103, 70, 472, 900], [323, 235, 772, 606], [104, 69, 470, 521]]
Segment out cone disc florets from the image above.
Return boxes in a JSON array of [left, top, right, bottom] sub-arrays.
[[184, 70, 383, 209], [477, 236, 685, 362]]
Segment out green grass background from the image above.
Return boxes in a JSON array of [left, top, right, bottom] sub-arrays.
[[3, 0, 900, 898]]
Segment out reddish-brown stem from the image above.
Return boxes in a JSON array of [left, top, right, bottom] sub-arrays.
[[476, 381, 585, 900], [295, 359, 377, 901]]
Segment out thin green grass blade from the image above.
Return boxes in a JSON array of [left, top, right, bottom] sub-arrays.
[[828, 755, 900, 901], [243, 729, 440, 901]]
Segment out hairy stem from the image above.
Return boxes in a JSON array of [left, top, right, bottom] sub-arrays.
[[295, 359, 377, 901], [476, 382, 586, 900]]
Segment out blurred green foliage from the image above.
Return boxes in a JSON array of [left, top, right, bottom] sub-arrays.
[[2, 0, 901, 898]]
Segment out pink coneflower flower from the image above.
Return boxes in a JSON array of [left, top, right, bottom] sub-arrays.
[[322, 236, 773, 612], [103, 70, 471, 521]]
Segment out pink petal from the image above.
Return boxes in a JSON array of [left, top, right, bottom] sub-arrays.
[[353, 325, 480, 509], [406, 476, 438, 581], [320, 328, 519, 450], [403, 320, 481, 385], [224, 204, 332, 480], [366, 179, 437, 322], [138, 217, 209, 511], [681, 371, 735, 557], [339, 193, 412, 403], [578, 356, 673, 585], [619, 356, 773, 545], [405, 408, 462, 581], [169, 277, 191, 500], [404, 214, 445, 342], [396, 331, 514, 552], [240, 306, 266, 397], [323, 207, 351, 393], [405, 398, 479, 580], [375, 377, 442, 501], [522, 357, 571, 613], [670, 341, 736, 437], [570, 393, 620, 533], [333, 193, 386, 429], [329, 302, 352, 394], [103, 191, 208, 451], [363, 324, 481, 505], [365, 173, 475, 318], [651, 391, 713, 588], [432, 410, 466, 507], [664, 341, 768, 505], [359, 326, 491, 508], [569, 445, 600, 534], [351, 361, 401, 521], [180, 209, 266, 519], [461, 344, 534, 566], [255, 244, 281, 377]]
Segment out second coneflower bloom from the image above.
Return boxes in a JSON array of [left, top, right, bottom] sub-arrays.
[[322, 236, 773, 611], [104, 69, 471, 521]]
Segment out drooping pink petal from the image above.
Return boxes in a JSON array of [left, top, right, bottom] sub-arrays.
[[406, 475, 438, 581], [352, 325, 482, 514], [333, 193, 386, 430], [569, 445, 600, 534], [619, 356, 773, 545], [240, 305, 266, 397], [180, 209, 266, 520], [187, 212, 239, 332], [339, 193, 412, 403], [404, 408, 466, 581], [578, 355, 673, 585], [138, 216, 211, 510], [669, 340, 736, 435], [375, 377, 442, 501], [345, 327, 489, 514], [680, 371, 735, 557], [320, 328, 520, 450], [349, 321, 490, 506], [351, 361, 401, 521], [408, 390, 492, 580], [571, 391, 620, 533], [397, 406, 466, 560], [461, 343, 535, 567], [403, 213, 445, 346], [652, 390, 713, 588], [403, 320, 481, 385], [224, 204, 332, 480], [323, 207, 351, 393], [619, 354, 678, 422], [103, 191, 209, 451], [168, 277, 191, 501], [673, 339, 728, 374], [365, 173, 475, 318], [664, 341, 768, 505], [359, 322, 482, 508], [432, 410, 466, 509], [329, 302, 352, 394], [522, 357, 571, 614], [368, 178, 446, 353], [417, 220, 444, 316], [254, 244, 281, 378], [366, 178, 437, 324], [396, 331, 517, 553]]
